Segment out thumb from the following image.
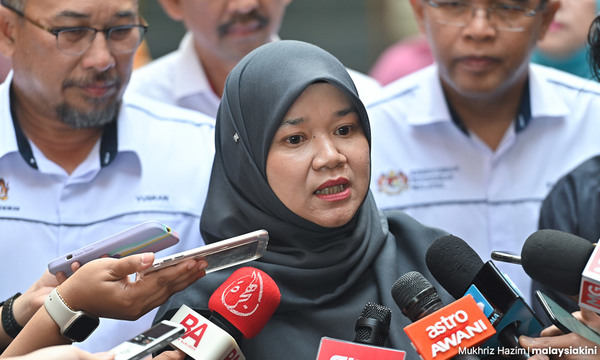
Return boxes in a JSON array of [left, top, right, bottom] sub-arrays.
[[109, 253, 155, 278]]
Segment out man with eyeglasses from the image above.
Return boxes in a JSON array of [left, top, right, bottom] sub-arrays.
[[369, 0, 600, 309], [0, 0, 214, 353], [125, 0, 381, 119]]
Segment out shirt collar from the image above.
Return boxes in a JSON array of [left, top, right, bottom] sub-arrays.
[[404, 64, 570, 133], [0, 72, 19, 161], [448, 79, 532, 136], [172, 32, 282, 103], [173, 32, 216, 101], [2, 74, 118, 170]]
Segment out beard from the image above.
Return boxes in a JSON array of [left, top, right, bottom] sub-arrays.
[[56, 98, 120, 129], [57, 72, 122, 128]]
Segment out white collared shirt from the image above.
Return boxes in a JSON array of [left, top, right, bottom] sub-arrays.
[[0, 74, 215, 352], [126, 32, 382, 116], [368, 64, 600, 303]]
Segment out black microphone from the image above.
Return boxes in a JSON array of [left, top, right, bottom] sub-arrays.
[[392, 271, 443, 321], [522, 229, 595, 296], [392, 271, 492, 360], [164, 267, 281, 360], [354, 302, 391, 346], [315, 302, 406, 359], [426, 235, 544, 360]]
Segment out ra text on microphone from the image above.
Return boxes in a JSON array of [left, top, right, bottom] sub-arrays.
[[168, 267, 281, 360]]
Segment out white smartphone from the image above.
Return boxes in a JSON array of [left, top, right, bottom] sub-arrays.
[[48, 220, 180, 276], [139, 229, 269, 277], [110, 320, 186, 360]]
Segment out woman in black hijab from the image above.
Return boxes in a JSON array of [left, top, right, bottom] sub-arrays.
[[156, 40, 449, 359]]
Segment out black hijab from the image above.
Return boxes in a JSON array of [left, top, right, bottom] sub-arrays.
[[156, 40, 447, 359]]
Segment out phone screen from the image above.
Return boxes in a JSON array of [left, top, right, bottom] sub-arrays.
[[140, 229, 268, 277], [111, 321, 185, 360], [536, 290, 600, 345]]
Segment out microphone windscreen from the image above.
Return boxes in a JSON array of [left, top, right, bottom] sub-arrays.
[[208, 267, 281, 339], [425, 234, 484, 299], [391, 271, 442, 322], [522, 229, 594, 295]]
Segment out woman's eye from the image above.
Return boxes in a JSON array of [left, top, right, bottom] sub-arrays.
[[286, 135, 303, 145], [336, 125, 352, 136]]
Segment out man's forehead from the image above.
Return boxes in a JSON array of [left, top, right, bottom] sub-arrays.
[[24, 0, 139, 17]]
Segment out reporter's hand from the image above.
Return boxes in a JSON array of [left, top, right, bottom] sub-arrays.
[[12, 271, 60, 331], [59, 253, 208, 320], [5, 345, 114, 360], [539, 307, 600, 338], [574, 309, 600, 333], [152, 349, 187, 360], [519, 333, 600, 360]]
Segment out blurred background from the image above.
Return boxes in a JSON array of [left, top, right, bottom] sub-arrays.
[[139, 0, 420, 74]]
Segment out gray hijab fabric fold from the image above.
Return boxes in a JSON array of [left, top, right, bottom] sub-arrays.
[[155, 40, 447, 359]]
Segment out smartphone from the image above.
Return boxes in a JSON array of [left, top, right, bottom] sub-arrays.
[[48, 220, 180, 276], [491, 250, 522, 265], [535, 290, 600, 345], [139, 229, 269, 277], [110, 320, 186, 360]]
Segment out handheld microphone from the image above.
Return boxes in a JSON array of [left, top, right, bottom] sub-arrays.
[[521, 229, 600, 313], [168, 267, 281, 360], [392, 271, 443, 321], [426, 235, 544, 359], [316, 303, 406, 360], [393, 271, 495, 360], [354, 302, 391, 346]]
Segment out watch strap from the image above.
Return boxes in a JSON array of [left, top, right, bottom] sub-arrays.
[[44, 287, 98, 342], [1, 292, 23, 338]]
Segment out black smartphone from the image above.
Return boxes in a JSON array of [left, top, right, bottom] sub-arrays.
[[110, 320, 186, 360], [535, 290, 600, 345]]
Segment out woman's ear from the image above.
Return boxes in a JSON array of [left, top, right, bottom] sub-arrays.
[[157, 0, 185, 21]]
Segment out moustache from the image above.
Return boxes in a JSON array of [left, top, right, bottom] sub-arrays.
[[217, 11, 269, 36], [63, 72, 121, 89]]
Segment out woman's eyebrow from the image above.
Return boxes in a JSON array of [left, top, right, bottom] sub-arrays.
[[335, 107, 357, 117], [281, 117, 306, 126]]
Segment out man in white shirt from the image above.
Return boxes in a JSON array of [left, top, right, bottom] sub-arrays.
[[0, 0, 214, 352], [127, 0, 381, 117], [369, 0, 600, 305]]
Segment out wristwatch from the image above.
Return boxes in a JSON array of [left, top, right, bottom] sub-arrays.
[[1, 292, 23, 338], [44, 288, 99, 342]]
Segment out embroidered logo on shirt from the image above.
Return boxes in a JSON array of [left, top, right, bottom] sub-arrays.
[[0, 178, 8, 201], [377, 170, 409, 195], [136, 194, 170, 202]]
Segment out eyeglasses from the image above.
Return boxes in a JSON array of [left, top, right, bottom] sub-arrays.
[[423, 0, 546, 32], [1, 0, 148, 55]]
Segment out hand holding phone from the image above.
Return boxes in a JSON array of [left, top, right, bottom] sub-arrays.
[[139, 229, 269, 277], [535, 290, 600, 345], [48, 220, 180, 276], [110, 320, 186, 360]]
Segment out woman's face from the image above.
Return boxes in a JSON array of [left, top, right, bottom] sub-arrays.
[[266, 83, 370, 228], [536, 0, 597, 57]]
